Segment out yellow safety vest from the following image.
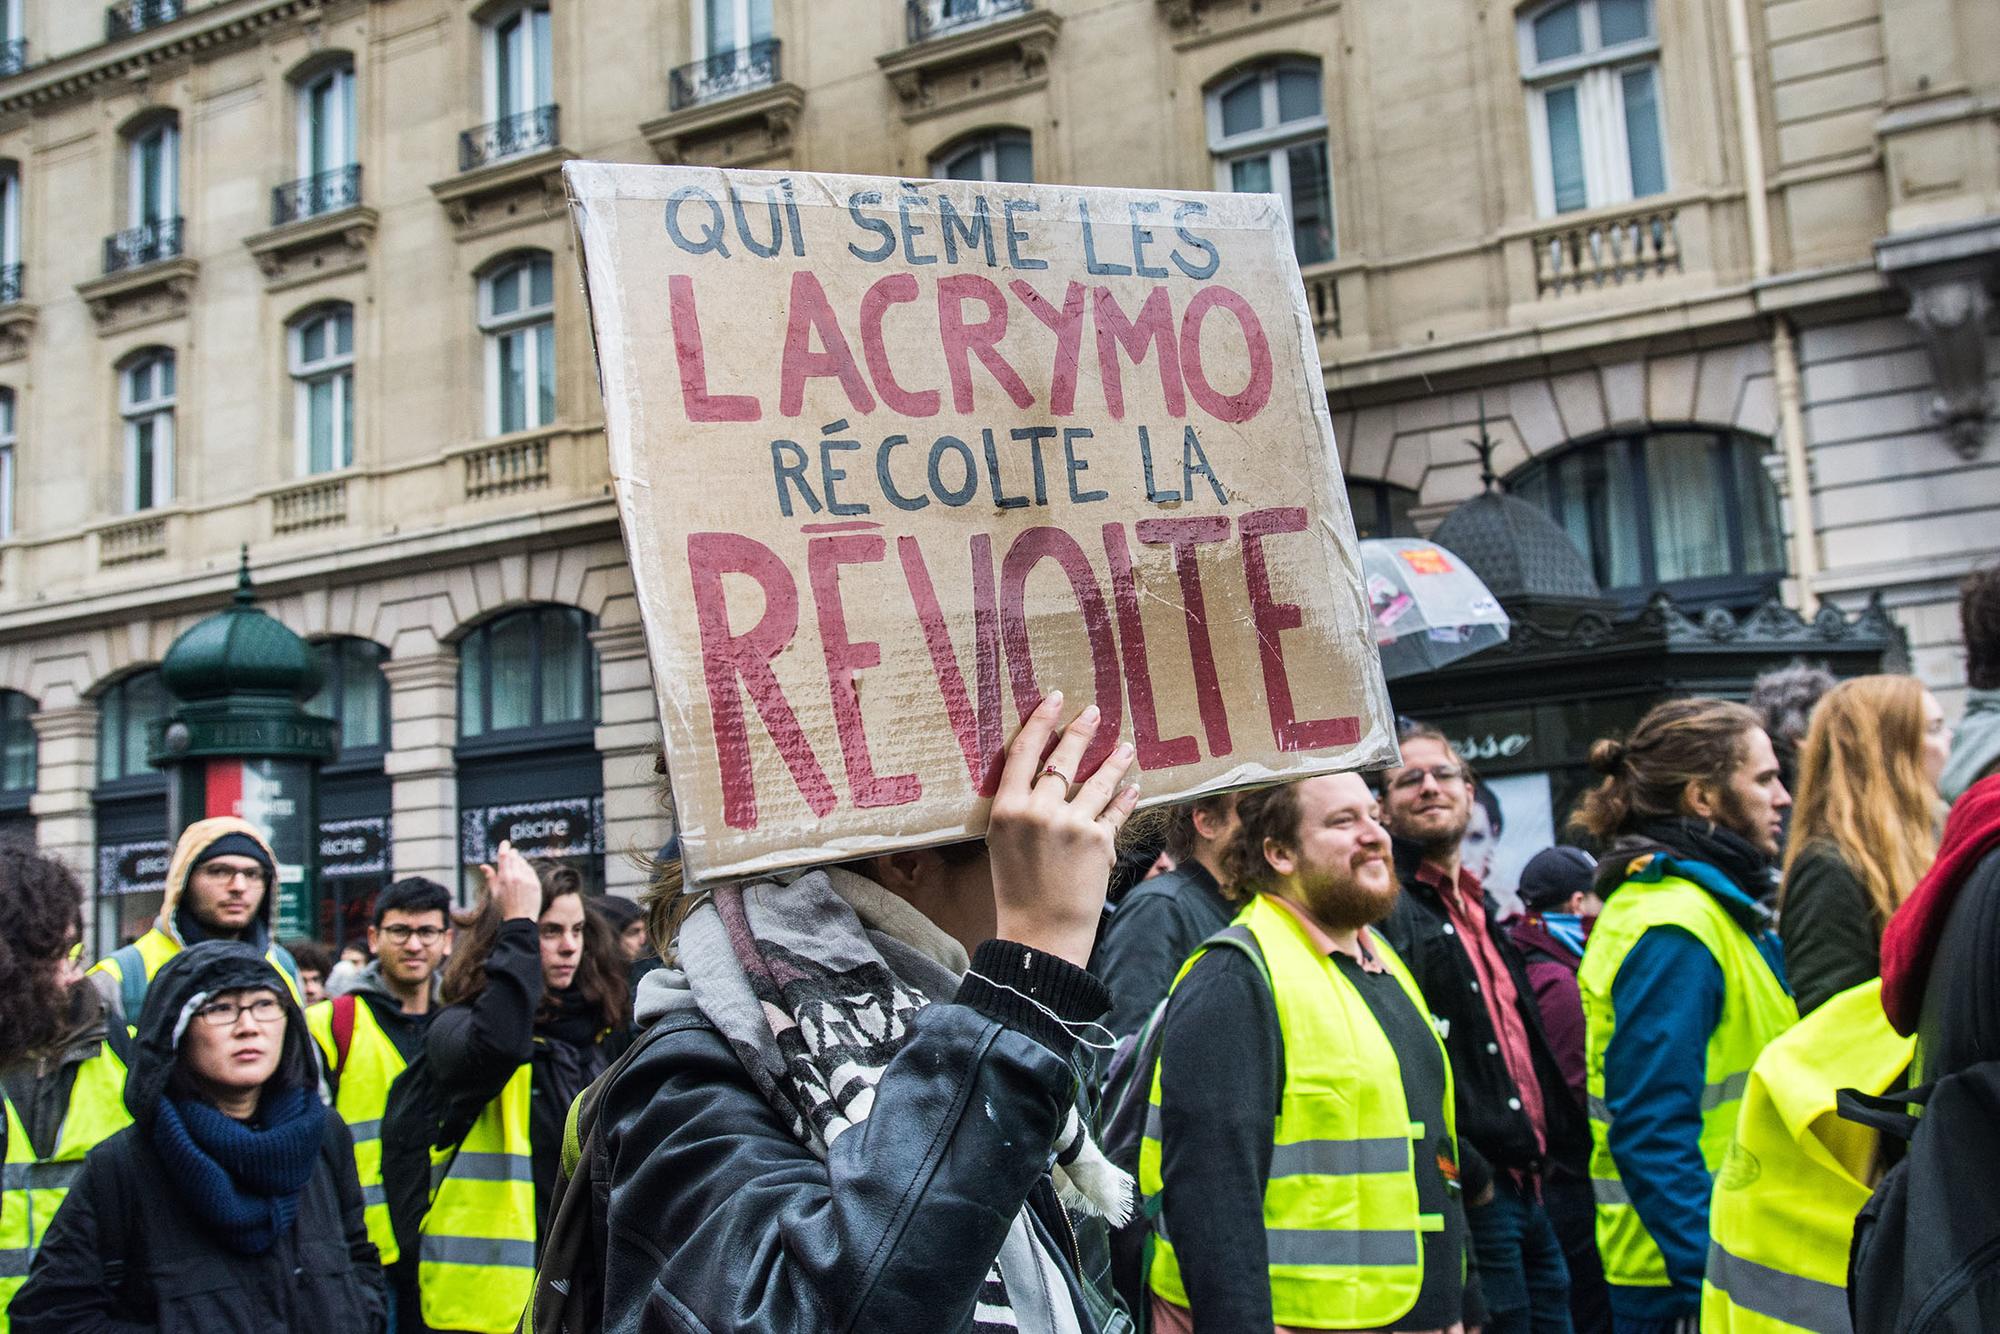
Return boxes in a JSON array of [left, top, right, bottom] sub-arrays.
[[0, 1044, 133, 1331], [1139, 893, 1457, 1330], [418, 1062, 536, 1333], [306, 996, 408, 1265], [91, 927, 301, 1029], [1579, 864, 1797, 1292], [1701, 978, 1913, 1334]]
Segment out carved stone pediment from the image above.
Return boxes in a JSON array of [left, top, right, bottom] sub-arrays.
[[1876, 218, 2000, 459], [243, 205, 377, 292], [75, 257, 197, 335], [429, 147, 571, 241], [877, 9, 1060, 122], [1157, 0, 1338, 48], [641, 82, 805, 168]]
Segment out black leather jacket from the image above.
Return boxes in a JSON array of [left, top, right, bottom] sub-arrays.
[[596, 942, 1128, 1333]]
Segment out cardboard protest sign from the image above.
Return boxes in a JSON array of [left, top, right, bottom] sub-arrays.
[[566, 163, 1396, 884]]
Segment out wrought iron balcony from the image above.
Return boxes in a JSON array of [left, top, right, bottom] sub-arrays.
[[0, 39, 28, 78], [669, 39, 781, 111], [272, 164, 362, 226], [907, 0, 1030, 43], [103, 217, 183, 275], [106, 0, 182, 41], [458, 104, 559, 173], [0, 264, 20, 305]]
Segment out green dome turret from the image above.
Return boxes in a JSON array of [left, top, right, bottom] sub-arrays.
[[160, 548, 322, 703]]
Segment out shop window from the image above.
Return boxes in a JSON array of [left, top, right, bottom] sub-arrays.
[[1347, 478, 1418, 541], [1, 688, 33, 798], [95, 667, 169, 785], [479, 251, 555, 436], [307, 637, 388, 761], [1509, 427, 1783, 605], [930, 129, 1033, 183], [1519, 0, 1666, 215], [458, 606, 599, 744], [119, 348, 174, 512], [1205, 58, 1333, 265], [290, 303, 355, 474]]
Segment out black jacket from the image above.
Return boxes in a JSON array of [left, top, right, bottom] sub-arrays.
[[1779, 841, 1881, 1017], [1918, 841, 2000, 1077], [595, 940, 1126, 1333], [10, 940, 385, 1334], [1089, 860, 1237, 1038], [1378, 840, 1589, 1183], [426, 918, 610, 1242]]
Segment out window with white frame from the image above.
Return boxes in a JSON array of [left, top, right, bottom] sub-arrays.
[[930, 129, 1033, 184], [120, 351, 174, 513], [0, 162, 19, 289], [480, 253, 554, 436], [1206, 60, 1334, 266], [1520, 0, 1666, 216], [127, 118, 178, 229], [698, 0, 772, 58], [297, 61, 356, 182], [485, 2, 552, 121], [0, 387, 14, 541], [291, 304, 354, 475]]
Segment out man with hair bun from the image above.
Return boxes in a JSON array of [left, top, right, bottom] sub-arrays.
[[1570, 699, 1797, 1334]]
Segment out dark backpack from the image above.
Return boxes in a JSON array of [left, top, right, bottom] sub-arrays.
[[1093, 929, 1266, 1330], [1840, 1058, 2000, 1334]]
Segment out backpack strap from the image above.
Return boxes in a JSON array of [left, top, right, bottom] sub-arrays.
[[330, 993, 357, 1084], [109, 943, 148, 1030], [1836, 1082, 1932, 1143]]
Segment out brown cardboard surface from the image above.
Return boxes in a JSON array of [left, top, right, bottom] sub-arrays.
[[565, 162, 1395, 885]]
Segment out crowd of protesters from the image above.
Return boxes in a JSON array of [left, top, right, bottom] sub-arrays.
[[2, 568, 1998, 1333]]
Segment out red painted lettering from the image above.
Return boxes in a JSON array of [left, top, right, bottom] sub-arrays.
[[1179, 285, 1273, 424], [669, 274, 761, 422], [779, 270, 877, 418], [1093, 287, 1185, 421], [999, 527, 1124, 776], [898, 534, 1005, 796], [860, 273, 941, 417], [1102, 523, 1199, 769], [1237, 509, 1360, 750], [1135, 515, 1234, 758], [1010, 279, 1087, 417], [937, 274, 1035, 415], [807, 533, 921, 810]]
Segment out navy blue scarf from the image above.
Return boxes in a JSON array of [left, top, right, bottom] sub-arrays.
[[150, 1085, 326, 1254]]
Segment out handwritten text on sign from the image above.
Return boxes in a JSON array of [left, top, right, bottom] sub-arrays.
[[567, 165, 1395, 883]]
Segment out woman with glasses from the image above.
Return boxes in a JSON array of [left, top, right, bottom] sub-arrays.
[[413, 844, 627, 1334], [12, 939, 386, 1332]]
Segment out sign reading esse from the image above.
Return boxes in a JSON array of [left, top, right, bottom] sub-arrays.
[[567, 164, 1395, 884]]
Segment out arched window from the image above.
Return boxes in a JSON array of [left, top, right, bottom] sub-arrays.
[[1509, 427, 1784, 603], [96, 668, 169, 785], [290, 304, 354, 474], [0, 385, 15, 540], [1519, 0, 1665, 215], [479, 252, 555, 436], [290, 58, 357, 218], [119, 349, 174, 512], [307, 637, 388, 758], [930, 129, 1033, 183], [458, 606, 598, 743], [1, 689, 33, 798], [1347, 478, 1418, 541], [1206, 58, 1333, 265]]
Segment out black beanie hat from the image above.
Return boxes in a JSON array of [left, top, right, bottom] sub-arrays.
[[194, 832, 276, 881]]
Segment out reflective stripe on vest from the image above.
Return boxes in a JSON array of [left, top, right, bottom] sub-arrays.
[[1138, 895, 1456, 1330], [418, 1062, 535, 1333], [1699, 978, 1914, 1334], [0, 1044, 133, 1333], [1578, 869, 1796, 1292], [305, 996, 408, 1265]]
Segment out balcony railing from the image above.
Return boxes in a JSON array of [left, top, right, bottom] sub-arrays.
[[458, 105, 559, 173], [0, 264, 21, 305], [106, 0, 182, 41], [463, 436, 550, 498], [1533, 203, 1683, 297], [907, 0, 1030, 43], [670, 39, 781, 111], [271, 476, 348, 534], [98, 514, 167, 567], [0, 39, 28, 78], [103, 217, 183, 275], [271, 164, 362, 227]]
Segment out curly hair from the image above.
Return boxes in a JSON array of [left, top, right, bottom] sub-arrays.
[[1747, 661, 1837, 766], [1964, 564, 2000, 691], [0, 845, 86, 1066], [1223, 782, 1307, 901], [442, 859, 629, 1031], [1570, 698, 1764, 841]]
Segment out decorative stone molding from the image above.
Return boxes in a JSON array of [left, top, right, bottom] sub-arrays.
[[1876, 217, 2000, 459], [454, 431, 552, 499], [268, 474, 349, 534], [242, 205, 376, 292], [429, 147, 570, 241], [0, 300, 35, 362], [1156, 0, 1337, 46], [640, 82, 805, 168], [876, 9, 1059, 122], [74, 257, 197, 334], [93, 512, 169, 567]]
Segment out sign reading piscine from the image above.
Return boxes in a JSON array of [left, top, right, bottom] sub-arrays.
[[566, 163, 1394, 884]]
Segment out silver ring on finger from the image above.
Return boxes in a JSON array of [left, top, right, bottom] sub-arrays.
[[1039, 764, 1074, 789]]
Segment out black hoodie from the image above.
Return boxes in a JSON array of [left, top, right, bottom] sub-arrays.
[[10, 941, 386, 1334]]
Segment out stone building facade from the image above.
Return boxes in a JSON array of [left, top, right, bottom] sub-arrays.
[[0, 0, 1989, 943]]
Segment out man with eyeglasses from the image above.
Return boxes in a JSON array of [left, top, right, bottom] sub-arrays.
[[1376, 724, 1590, 1334], [304, 875, 454, 1331], [90, 816, 304, 1029]]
